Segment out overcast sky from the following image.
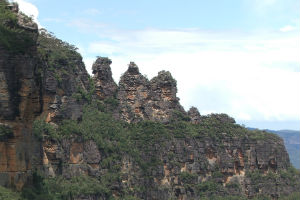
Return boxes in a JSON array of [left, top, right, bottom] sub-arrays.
[[11, 0, 300, 130]]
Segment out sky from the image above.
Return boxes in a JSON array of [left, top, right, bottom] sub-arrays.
[[11, 0, 300, 130]]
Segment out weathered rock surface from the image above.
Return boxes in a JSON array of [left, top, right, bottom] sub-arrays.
[[39, 133, 293, 199], [0, 4, 89, 189], [0, 6, 41, 189], [92, 57, 117, 100], [0, 3, 299, 199], [187, 106, 201, 124], [117, 63, 185, 122]]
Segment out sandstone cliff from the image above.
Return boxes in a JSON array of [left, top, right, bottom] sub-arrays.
[[0, 2, 299, 199]]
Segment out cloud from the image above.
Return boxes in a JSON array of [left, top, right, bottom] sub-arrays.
[[83, 8, 101, 15], [10, 0, 40, 27], [280, 25, 297, 32], [79, 26, 299, 123]]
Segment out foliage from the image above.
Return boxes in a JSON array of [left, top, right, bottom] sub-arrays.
[[195, 180, 223, 196], [0, 186, 21, 200], [21, 172, 106, 200], [179, 172, 198, 184], [37, 29, 85, 90], [0, 124, 13, 140], [0, 0, 35, 53], [200, 195, 247, 200], [32, 118, 56, 140], [72, 77, 95, 103], [37, 29, 81, 71], [211, 171, 225, 179], [280, 192, 300, 200]]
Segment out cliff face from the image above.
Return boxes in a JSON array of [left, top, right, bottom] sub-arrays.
[[41, 131, 293, 199], [0, 3, 299, 200], [0, 3, 41, 190], [0, 2, 89, 190]]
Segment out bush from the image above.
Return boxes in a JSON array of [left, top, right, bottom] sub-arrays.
[[195, 180, 223, 196], [21, 172, 107, 200], [280, 192, 300, 200], [0, 186, 21, 200], [0, 124, 13, 140], [32, 119, 56, 140], [179, 172, 198, 184]]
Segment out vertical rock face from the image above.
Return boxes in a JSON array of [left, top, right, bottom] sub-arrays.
[[149, 70, 185, 122], [0, 5, 90, 189], [37, 29, 90, 123], [0, 28, 39, 121], [116, 63, 185, 122], [117, 62, 151, 122], [0, 8, 41, 189], [92, 57, 117, 99], [187, 106, 201, 124]]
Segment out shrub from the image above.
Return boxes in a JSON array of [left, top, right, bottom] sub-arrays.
[[195, 180, 223, 196], [32, 119, 56, 140], [280, 192, 300, 200], [179, 172, 198, 184], [0, 124, 13, 140], [0, 186, 21, 200]]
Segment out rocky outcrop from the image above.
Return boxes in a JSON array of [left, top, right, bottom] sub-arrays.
[[0, 3, 299, 199], [117, 63, 185, 122], [117, 62, 151, 122], [187, 107, 201, 124], [92, 57, 117, 100]]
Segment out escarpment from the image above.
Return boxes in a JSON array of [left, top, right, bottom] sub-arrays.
[[0, 2, 299, 199]]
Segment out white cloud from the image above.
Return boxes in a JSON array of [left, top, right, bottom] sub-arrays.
[[280, 25, 297, 32], [83, 8, 101, 15], [81, 27, 300, 123], [10, 0, 40, 27], [89, 43, 121, 55], [83, 57, 95, 74]]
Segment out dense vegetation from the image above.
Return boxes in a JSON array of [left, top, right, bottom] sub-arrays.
[[0, 0, 35, 53], [36, 29, 85, 88]]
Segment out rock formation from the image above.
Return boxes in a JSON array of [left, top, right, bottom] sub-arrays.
[[0, 2, 299, 199], [117, 63, 185, 123], [92, 57, 117, 100], [187, 106, 201, 124]]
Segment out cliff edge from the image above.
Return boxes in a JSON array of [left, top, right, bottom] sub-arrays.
[[0, 2, 299, 199]]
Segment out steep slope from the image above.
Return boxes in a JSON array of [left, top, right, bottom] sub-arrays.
[[0, 2, 300, 200], [269, 130, 300, 169]]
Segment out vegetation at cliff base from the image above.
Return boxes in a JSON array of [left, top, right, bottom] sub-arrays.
[[0, 186, 21, 200]]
